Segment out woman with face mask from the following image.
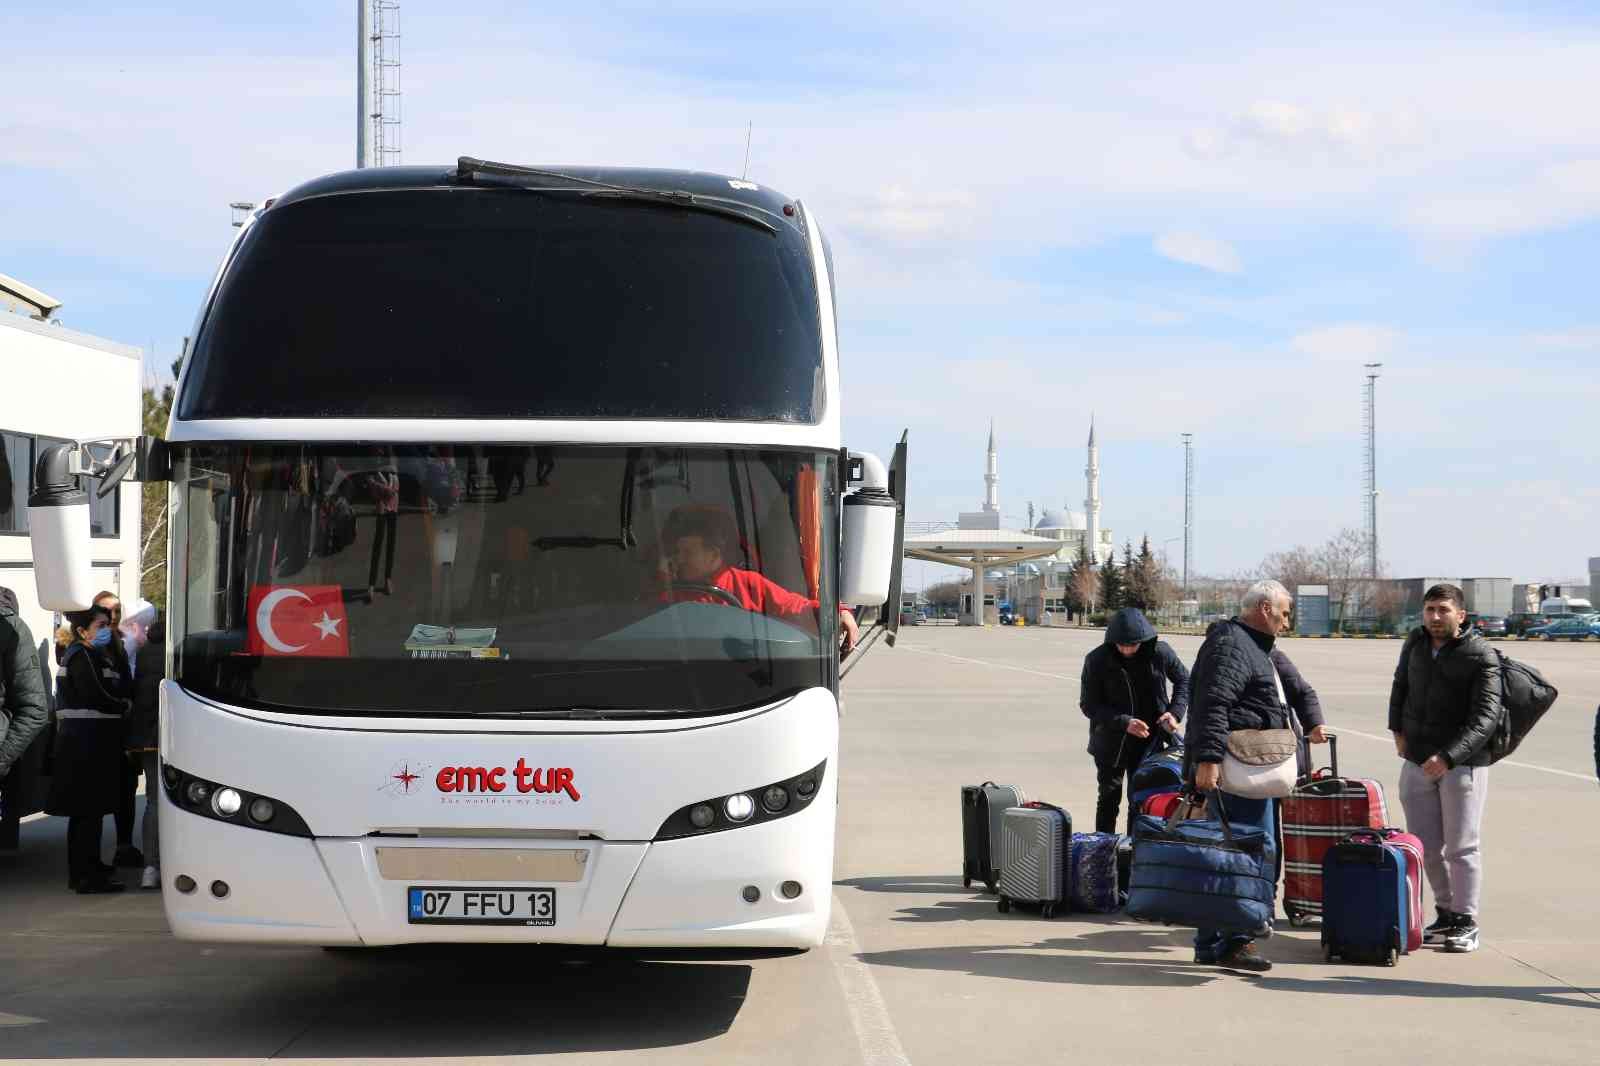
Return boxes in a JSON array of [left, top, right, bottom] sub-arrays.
[[93, 591, 147, 870], [45, 604, 133, 893]]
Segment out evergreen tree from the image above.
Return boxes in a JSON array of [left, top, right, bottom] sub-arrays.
[[1134, 534, 1164, 611], [1065, 539, 1093, 617], [1098, 546, 1124, 612]]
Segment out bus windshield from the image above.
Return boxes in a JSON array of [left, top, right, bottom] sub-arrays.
[[176, 188, 824, 423], [171, 445, 840, 717]]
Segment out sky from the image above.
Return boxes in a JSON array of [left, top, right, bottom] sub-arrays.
[[4, 2, 1598, 583]]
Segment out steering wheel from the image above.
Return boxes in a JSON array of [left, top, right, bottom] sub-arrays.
[[668, 582, 743, 608]]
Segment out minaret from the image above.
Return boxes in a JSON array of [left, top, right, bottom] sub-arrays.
[[983, 418, 999, 514], [1084, 417, 1101, 563]]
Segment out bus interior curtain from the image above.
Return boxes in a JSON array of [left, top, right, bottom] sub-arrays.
[[797, 464, 821, 599]]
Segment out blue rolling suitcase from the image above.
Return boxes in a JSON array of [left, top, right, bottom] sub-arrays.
[[1320, 830, 1411, 966]]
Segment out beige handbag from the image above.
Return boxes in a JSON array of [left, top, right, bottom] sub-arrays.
[[1217, 662, 1299, 799], [1218, 728, 1299, 798]]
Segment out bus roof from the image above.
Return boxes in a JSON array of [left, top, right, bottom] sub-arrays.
[[270, 161, 799, 220]]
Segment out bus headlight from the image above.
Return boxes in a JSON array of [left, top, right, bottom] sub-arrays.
[[161, 762, 312, 838], [654, 760, 827, 841], [211, 788, 243, 818]]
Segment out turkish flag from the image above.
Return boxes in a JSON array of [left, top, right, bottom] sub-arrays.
[[246, 585, 351, 657]]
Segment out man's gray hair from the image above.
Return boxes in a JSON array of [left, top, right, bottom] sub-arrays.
[[1241, 579, 1290, 612]]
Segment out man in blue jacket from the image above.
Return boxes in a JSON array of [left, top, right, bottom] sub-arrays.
[[1079, 607, 1189, 833], [1185, 580, 1328, 972]]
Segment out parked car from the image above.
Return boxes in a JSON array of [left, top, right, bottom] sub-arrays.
[[1525, 617, 1600, 641], [1470, 615, 1508, 637]]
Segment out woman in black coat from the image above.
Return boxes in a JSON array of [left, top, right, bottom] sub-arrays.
[[45, 604, 131, 893]]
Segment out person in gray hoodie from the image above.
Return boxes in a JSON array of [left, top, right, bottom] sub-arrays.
[[1, 586, 50, 847], [1079, 607, 1190, 833]]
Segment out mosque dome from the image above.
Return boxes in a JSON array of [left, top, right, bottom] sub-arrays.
[[1035, 509, 1085, 532]]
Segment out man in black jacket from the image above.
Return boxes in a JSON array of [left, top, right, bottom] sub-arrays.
[[1, 586, 50, 850], [1079, 607, 1190, 833], [1390, 582, 1501, 954], [1184, 579, 1328, 972]]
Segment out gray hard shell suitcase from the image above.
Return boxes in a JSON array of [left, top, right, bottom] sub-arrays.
[[961, 782, 1026, 892], [997, 802, 1072, 918]]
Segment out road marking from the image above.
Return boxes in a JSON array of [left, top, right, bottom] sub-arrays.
[[900, 648, 1596, 783], [900, 646, 1075, 682], [827, 894, 912, 1066], [1331, 727, 1596, 782], [0, 1011, 45, 1027]]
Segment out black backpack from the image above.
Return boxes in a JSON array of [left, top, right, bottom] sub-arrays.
[[1487, 650, 1558, 764]]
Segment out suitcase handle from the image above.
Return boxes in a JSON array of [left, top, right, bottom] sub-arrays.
[[1305, 732, 1339, 778]]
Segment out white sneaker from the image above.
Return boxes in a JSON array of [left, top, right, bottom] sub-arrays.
[[140, 865, 160, 890]]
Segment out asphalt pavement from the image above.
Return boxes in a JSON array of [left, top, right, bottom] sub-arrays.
[[2, 625, 1596, 1065]]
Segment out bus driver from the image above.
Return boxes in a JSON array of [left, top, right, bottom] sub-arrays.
[[660, 505, 859, 655]]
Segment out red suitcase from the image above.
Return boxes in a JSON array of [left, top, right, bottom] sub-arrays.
[[1372, 827, 1425, 952], [1282, 736, 1388, 925]]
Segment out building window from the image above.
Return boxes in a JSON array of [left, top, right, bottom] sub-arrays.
[[0, 431, 120, 539], [1, 431, 28, 534]]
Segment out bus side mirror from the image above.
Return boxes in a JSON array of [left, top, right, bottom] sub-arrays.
[[27, 443, 97, 611], [840, 450, 894, 606]]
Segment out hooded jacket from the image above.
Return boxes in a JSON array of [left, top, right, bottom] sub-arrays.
[[1184, 617, 1294, 767], [1079, 608, 1191, 767], [0, 587, 50, 780], [1387, 625, 1502, 768]]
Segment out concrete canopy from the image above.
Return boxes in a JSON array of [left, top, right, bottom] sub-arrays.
[[904, 528, 1064, 625]]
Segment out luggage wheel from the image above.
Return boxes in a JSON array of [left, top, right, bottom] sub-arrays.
[[1289, 911, 1310, 928], [1386, 948, 1398, 967], [1323, 945, 1336, 963], [997, 897, 1011, 914], [962, 876, 972, 889], [1042, 903, 1055, 919], [984, 879, 997, 894]]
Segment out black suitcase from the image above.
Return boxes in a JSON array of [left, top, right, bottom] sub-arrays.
[[962, 782, 1026, 892]]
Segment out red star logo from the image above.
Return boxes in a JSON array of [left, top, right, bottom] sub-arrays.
[[393, 765, 420, 792]]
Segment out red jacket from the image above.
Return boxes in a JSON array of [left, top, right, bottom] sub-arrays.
[[667, 567, 819, 618]]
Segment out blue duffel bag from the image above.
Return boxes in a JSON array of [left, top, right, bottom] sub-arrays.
[[1129, 733, 1185, 808], [1125, 799, 1275, 935]]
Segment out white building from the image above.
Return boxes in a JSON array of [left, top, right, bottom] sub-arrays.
[[1, 282, 143, 648]]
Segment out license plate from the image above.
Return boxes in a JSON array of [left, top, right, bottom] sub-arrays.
[[407, 886, 556, 926]]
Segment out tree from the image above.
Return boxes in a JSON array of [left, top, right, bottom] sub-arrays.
[[924, 580, 963, 611], [1125, 534, 1166, 611], [1319, 527, 1373, 633], [1067, 540, 1095, 618], [139, 354, 182, 609], [1098, 546, 1124, 612]]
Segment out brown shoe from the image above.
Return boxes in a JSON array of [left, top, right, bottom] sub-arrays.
[[1218, 941, 1272, 972]]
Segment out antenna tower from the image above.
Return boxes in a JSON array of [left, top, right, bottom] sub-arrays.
[[1181, 433, 1194, 594], [1363, 364, 1382, 579], [370, 1, 402, 166]]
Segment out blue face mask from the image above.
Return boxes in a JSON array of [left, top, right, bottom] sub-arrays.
[[90, 627, 114, 648]]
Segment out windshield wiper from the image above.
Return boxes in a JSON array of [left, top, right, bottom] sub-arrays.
[[455, 156, 777, 235]]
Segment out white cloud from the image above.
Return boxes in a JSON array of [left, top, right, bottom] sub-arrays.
[[1409, 158, 1600, 243], [1185, 99, 1424, 163], [1529, 327, 1600, 351], [1154, 232, 1242, 274], [841, 184, 977, 243], [1290, 324, 1402, 361]]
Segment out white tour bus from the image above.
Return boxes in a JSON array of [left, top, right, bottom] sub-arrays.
[[28, 158, 907, 949]]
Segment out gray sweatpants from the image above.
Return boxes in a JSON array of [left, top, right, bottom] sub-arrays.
[[1398, 760, 1488, 918]]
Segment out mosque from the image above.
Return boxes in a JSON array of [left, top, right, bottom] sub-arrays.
[[904, 419, 1115, 624]]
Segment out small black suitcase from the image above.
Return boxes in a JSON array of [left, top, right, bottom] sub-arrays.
[[962, 782, 1026, 892]]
